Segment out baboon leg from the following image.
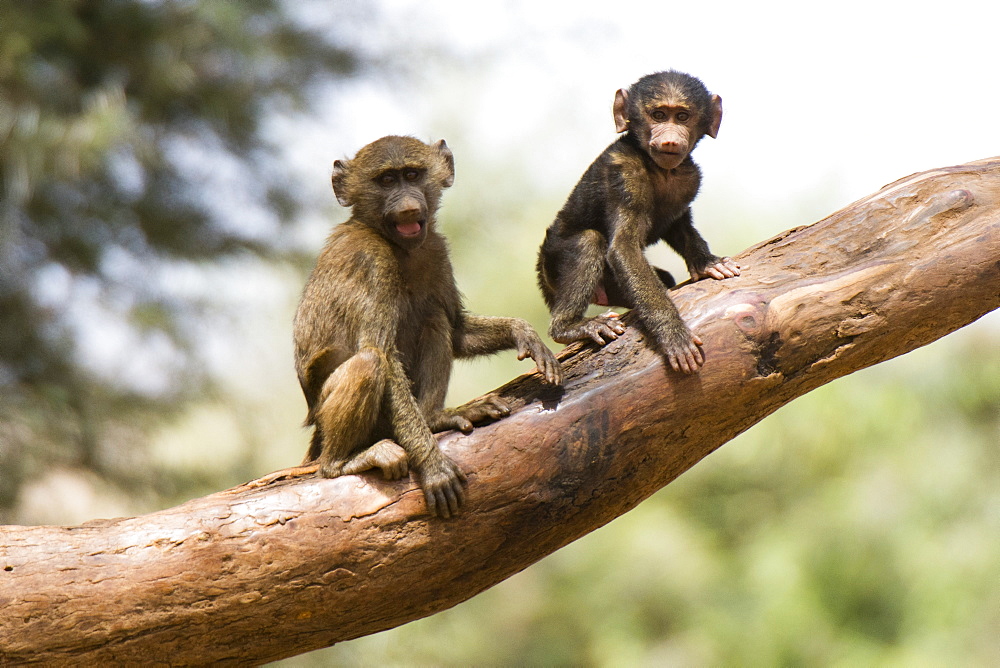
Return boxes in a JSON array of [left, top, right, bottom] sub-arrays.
[[548, 229, 625, 346], [310, 346, 390, 478]]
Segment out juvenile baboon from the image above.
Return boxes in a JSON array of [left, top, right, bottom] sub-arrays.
[[295, 135, 562, 518], [537, 70, 741, 373]]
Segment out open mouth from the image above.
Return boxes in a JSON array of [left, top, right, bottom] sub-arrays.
[[396, 220, 424, 237]]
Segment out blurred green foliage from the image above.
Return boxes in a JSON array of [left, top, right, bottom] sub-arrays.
[[0, 0, 361, 516]]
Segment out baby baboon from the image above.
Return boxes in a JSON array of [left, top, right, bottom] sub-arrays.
[[537, 70, 740, 373], [295, 135, 561, 518]]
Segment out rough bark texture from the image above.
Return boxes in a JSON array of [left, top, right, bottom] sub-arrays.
[[2, 159, 998, 665]]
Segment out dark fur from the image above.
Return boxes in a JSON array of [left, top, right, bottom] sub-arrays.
[[536, 71, 737, 373]]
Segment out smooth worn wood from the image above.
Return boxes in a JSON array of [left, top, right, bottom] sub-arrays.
[[2, 159, 998, 665]]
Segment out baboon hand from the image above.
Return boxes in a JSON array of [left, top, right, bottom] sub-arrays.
[[426, 411, 474, 434], [581, 312, 626, 346], [427, 395, 512, 434], [455, 394, 512, 430], [691, 256, 741, 281], [419, 455, 468, 519], [550, 312, 626, 349], [660, 329, 705, 374], [317, 458, 346, 479], [516, 336, 564, 385]]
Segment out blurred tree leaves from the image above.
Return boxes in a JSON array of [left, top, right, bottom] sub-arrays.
[[0, 0, 364, 515]]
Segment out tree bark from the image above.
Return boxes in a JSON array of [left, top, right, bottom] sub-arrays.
[[2, 159, 999, 665]]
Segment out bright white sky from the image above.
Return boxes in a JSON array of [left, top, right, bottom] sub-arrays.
[[301, 0, 1000, 227]]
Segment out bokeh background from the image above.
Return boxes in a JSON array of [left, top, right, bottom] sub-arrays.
[[1, 1, 997, 665]]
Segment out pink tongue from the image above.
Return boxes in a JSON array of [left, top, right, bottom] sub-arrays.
[[397, 221, 421, 236]]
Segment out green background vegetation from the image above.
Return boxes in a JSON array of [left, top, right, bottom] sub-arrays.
[[1, 2, 997, 665]]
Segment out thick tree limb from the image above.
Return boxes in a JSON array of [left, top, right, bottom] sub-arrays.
[[2, 159, 999, 665]]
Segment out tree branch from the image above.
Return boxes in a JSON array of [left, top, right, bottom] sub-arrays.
[[2, 159, 998, 665]]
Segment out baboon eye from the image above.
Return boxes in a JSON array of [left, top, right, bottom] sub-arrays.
[[403, 169, 421, 182], [676, 112, 690, 122], [377, 173, 395, 187]]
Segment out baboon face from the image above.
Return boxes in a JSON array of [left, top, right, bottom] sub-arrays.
[[613, 71, 722, 171], [331, 136, 455, 251]]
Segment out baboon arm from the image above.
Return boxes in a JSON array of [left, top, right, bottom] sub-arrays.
[[454, 314, 563, 385], [412, 310, 453, 417], [662, 208, 716, 270], [607, 210, 683, 332], [382, 349, 441, 468], [453, 314, 520, 357]]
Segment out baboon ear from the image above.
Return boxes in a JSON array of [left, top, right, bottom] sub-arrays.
[[707, 94, 723, 139], [331, 159, 352, 207], [434, 139, 455, 188], [613, 89, 630, 133]]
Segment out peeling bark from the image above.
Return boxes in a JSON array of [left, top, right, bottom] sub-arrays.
[[1, 159, 998, 665]]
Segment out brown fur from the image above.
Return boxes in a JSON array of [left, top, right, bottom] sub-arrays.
[[294, 136, 561, 517]]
